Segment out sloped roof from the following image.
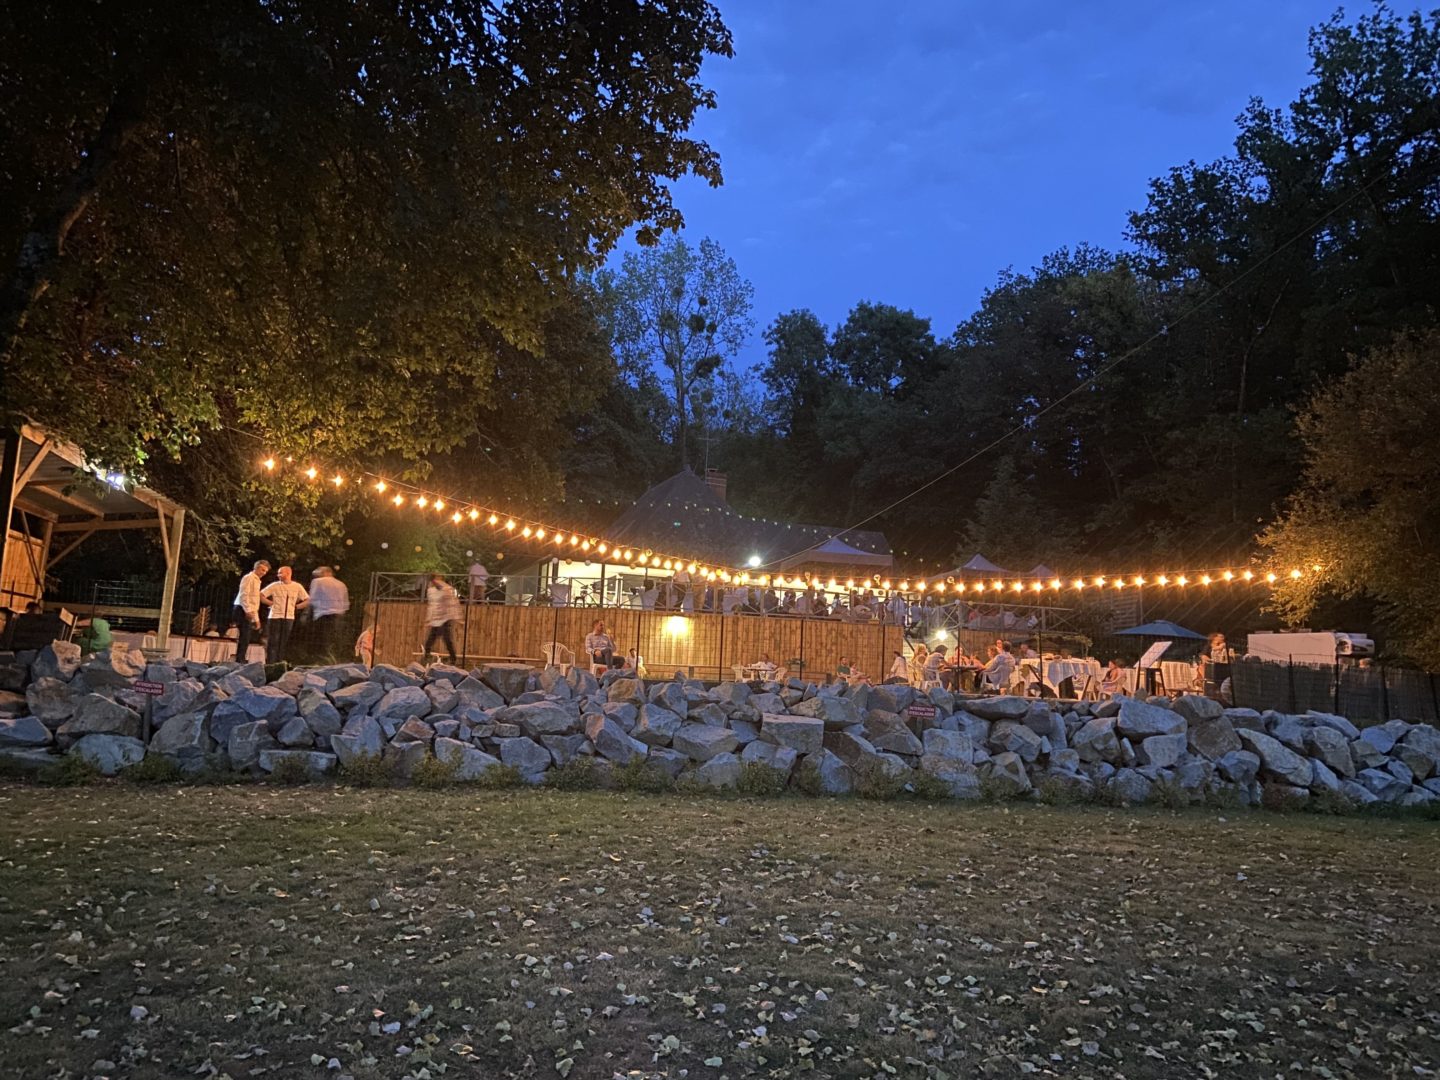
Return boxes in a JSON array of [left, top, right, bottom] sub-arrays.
[[605, 468, 892, 570]]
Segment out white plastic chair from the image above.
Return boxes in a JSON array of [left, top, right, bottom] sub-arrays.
[[540, 641, 574, 675]]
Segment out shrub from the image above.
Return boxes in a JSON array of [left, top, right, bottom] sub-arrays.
[[339, 752, 396, 788], [1306, 787, 1355, 816], [613, 757, 676, 794], [853, 759, 907, 801], [736, 761, 788, 797], [1034, 775, 1086, 807], [412, 752, 460, 789], [1259, 783, 1307, 813], [546, 758, 599, 791], [1202, 785, 1246, 811], [474, 763, 526, 790], [38, 754, 103, 787], [979, 772, 1025, 803], [790, 759, 824, 797], [267, 755, 314, 786], [122, 753, 184, 785], [1150, 777, 1191, 811], [908, 769, 955, 802]]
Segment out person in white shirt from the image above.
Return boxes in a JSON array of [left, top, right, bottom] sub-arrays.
[[672, 566, 691, 610], [261, 565, 309, 664], [585, 620, 615, 668], [468, 560, 489, 602], [307, 567, 349, 659], [424, 573, 461, 665], [981, 642, 1016, 691], [231, 559, 271, 662], [888, 651, 908, 683]]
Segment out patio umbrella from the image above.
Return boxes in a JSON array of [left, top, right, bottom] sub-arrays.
[[1113, 619, 1205, 640]]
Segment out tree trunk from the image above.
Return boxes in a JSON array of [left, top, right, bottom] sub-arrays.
[[675, 378, 689, 470], [0, 76, 149, 370]]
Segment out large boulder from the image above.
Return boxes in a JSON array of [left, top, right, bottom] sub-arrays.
[[1108, 767, 1153, 804], [497, 736, 551, 780], [648, 681, 689, 716], [687, 702, 729, 726], [606, 677, 646, 707], [275, 715, 315, 748], [0, 715, 53, 748], [394, 716, 436, 745], [695, 751, 742, 788], [647, 746, 690, 779], [70, 733, 145, 775], [424, 680, 460, 715], [673, 723, 739, 762], [207, 700, 253, 748], [919, 755, 981, 798], [81, 647, 146, 688], [25, 677, 77, 726], [585, 714, 645, 764], [862, 713, 924, 757], [149, 711, 210, 760], [1137, 733, 1186, 769], [1357, 725, 1397, 755], [155, 678, 205, 723], [1115, 698, 1185, 739], [741, 740, 799, 776], [761, 714, 824, 756], [331, 681, 385, 713], [540, 733, 592, 766], [1356, 767, 1409, 802], [868, 683, 915, 714], [1238, 729, 1313, 788], [454, 675, 504, 711], [374, 685, 431, 721], [1400, 725, 1440, 770], [711, 681, 751, 706], [1306, 710, 1361, 740], [984, 751, 1031, 797], [233, 685, 299, 727], [987, 721, 1043, 763], [1073, 716, 1121, 763], [58, 694, 142, 741], [805, 749, 854, 794], [32, 641, 82, 682], [0, 689, 26, 716], [228, 721, 278, 769], [921, 728, 973, 763], [1394, 743, 1435, 783], [1215, 749, 1261, 784], [258, 749, 336, 776], [501, 701, 579, 739], [632, 704, 685, 747], [434, 736, 503, 780], [1303, 726, 1356, 779], [383, 740, 428, 778], [0, 663, 24, 693], [789, 693, 862, 729], [601, 701, 639, 731], [330, 716, 384, 767], [479, 663, 532, 703], [1187, 716, 1241, 761], [963, 696, 1030, 722], [1269, 714, 1307, 753], [1171, 695, 1223, 724]]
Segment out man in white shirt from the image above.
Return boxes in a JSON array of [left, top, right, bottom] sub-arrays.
[[585, 620, 616, 669], [982, 643, 1016, 691], [231, 559, 271, 662], [307, 567, 349, 659], [468, 560, 489, 602], [261, 565, 309, 664], [424, 573, 461, 665]]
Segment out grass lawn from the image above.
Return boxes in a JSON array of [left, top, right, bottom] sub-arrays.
[[0, 785, 1437, 1079]]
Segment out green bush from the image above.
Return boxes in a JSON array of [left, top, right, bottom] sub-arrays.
[[546, 758, 599, 790], [339, 752, 396, 788], [1306, 787, 1355, 816], [474, 763, 526, 790], [853, 759, 907, 801], [1150, 777, 1191, 810], [1202, 785, 1246, 811], [266, 755, 314, 786], [412, 752, 460, 789], [1259, 783, 1308, 813], [908, 769, 955, 802], [790, 759, 824, 797], [613, 757, 676, 794], [979, 772, 1025, 803], [1033, 775, 1085, 806], [38, 754, 103, 787], [736, 761, 788, 797], [122, 753, 184, 785]]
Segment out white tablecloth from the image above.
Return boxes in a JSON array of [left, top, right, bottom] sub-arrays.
[[1045, 658, 1102, 693]]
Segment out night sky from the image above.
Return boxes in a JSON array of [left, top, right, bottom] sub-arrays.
[[625, 0, 1341, 367]]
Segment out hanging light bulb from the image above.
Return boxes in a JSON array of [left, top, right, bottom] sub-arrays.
[[468, 509, 480, 521], [416, 495, 429, 509], [1289, 568, 1302, 579], [1157, 574, 1169, 586], [1049, 578, 1062, 590], [1241, 569, 1254, 581], [534, 527, 544, 540], [597, 542, 608, 555], [304, 466, 318, 480], [487, 513, 499, 526], [1265, 571, 1277, 583], [392, 493, 405, 507], [375, 479, 387, 493], [262, 457, 276, 471], [1073, 578, 1086, 589], [451, 511, 462, 524], [433, 499, 444, 512], [521, 525, 533, 537], [332, 474, 344, 487], [504, 519, 516, 531], [1221, 570, 1235, 581], [1132, 575, 1145, 586], [1176, 575, 1189, 586], [1201, 574, 1212, 586], [1093, 576, 1106, 587]]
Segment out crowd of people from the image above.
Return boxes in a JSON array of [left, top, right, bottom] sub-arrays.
[[226, 560, 351, 665]]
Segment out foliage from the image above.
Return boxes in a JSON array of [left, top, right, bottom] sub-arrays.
[[735, 761, 789, 797], [411, 752, 460, 789], [907, 769, 955, 802], [265, 755, 314, 786], [790, 758, 825, 797], [2, 0, 733, 565], [338, 752, 395, 789], [545, 758, 600, 791], [37, 754, 103, 787], [594, 235, 754, 468], [122, 752, 183, 785], [473, 763, 525, 790], [613, 757, 677, 794], [852, 759, 907, 801], [1263, 328, 1440, 666]]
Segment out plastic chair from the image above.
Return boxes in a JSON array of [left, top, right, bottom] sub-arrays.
[[540, 641, 574, 675]]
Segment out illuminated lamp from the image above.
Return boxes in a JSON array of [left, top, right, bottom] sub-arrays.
[[375, 480, 386, 492], [1290, 568, 1302, 579], [1073, 578, 1086, 589], [451, 511, 461, 524], [468, 509, 480, 521], [1241, 569, 1254, 580], [305, 466, 318, 480], [1176, 575, 1189, 586], [1221, 570, 1234, 581], [1157, 574, 1169, 585], [332, 474, 344, 486], [1201, 574, 1212, 585], [1265, 572, 1277, 583], [392, 494, 405, 507], [487, 513, 498, 525], [505, 519, 516, 531], [417, 495, 429, 509], [262, 457, 276, 471], [521, 525, 532, 537]]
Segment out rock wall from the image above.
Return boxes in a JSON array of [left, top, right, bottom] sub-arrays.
[[1, 643, 1438, 809]]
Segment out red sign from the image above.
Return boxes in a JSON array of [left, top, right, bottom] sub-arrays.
[[132, 680, 166, 696], [905, 703, 938, 721]]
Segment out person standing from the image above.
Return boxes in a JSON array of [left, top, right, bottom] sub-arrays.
[[424, 573, 461, 665], [231, 559, 271, 662], [261, 565, 309, 664], [672, 564, 691, 610], [585, 619, 615, 669], [468, 559, 490, 602], [307, 567, 349, 659]]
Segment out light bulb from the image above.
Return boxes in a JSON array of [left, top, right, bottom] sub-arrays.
[[262, 457, 276, 471]]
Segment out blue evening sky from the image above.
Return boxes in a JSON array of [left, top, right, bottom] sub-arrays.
[[630, 0, 1342, 367]]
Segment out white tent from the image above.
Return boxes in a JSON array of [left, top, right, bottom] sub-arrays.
[[777, 534, 893, 570]]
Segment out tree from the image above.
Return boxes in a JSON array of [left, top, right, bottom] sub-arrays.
[[595, 235, 753, 468], [0, 0, 734, 552], [829, 301, 938, 394], [1262, 328, 1440, 667]]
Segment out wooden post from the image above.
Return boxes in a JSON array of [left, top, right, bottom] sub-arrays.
[[155, 507, 185, 649], [0, 431, 20, 609]]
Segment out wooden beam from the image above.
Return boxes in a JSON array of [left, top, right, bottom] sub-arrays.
[[13, 438, 51, 493], [52, 516, 161, 533], [23, 481, 104, 516], [48, 528, 97, 568], [156, 507, 185, 648]]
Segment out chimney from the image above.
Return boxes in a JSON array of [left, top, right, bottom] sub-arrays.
[[704, 468, 728, 503]]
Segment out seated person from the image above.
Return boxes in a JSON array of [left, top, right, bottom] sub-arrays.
[[752, 653, 779, 679], [980, 642, 1016, 690], [923, 645, 951, 686], [76, 616, 113, 654], [1017, 641, 1039, 659], [887, 650, 908, 683], [1099, 658, 1127, 697], [836, 655, 852, 677]]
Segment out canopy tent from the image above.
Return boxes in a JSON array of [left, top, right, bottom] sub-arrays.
[[1114, 619, 1205, 640], [924, 553, 1061, 582], [2, 425, 187, 646], [776, 534, 892, 571], [961, 553, 1011, 574], [1028, 563, 1057, 579]]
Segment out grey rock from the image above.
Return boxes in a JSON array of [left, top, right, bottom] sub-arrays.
[[868, 683, 915, 714], [1358, 725, 1397, 755], [1307, 710, 1361, 740], [228, 721, 278, 769], [963, 695, 1030, 722], [648, 681, 688, 716], [425, 680, 460, 715], [1115, 698, 1185, 739], [695, 751, 742, 788], [207, 700, 252, 748], [81, 647, 147, 687], [540, 733, 591, 766], [497, 736, 551, 778], [728, 718, 760, 746], [433, 737, 502, 780], [585, 714, 645, 764], [647, 747, 690, 779], [687, 702, 728, 726], [1238, 728, 1314, 788], [25, 677, 77, 725], [1340, 779, 1379, 805], [1049, 747, 1081, 773], [0, 689, 27, 717], [988, 720, 1043, 763], [1093, 698, 1123, 718], [1270, 714, 1307, 753], [984, 751, 1031, 796], [1137, 733, 1186, 769], [33, 641, 82, 682], [501, 701, 579, 740], [921, 728, 973, 763], [1108, 767, 1153, 805], [1357, 767, 1409, 801], [258, 749, 337, 776], [601, 701, 638, 731], [383, 740, 428, 778], [0, 746, 57, 770], [303, 701, 343, 738], [394, 717, 436, 745], [1171, 695, 1223, 723], [1175, 759, 1211, 796], [1187, 716, 1241, 761], [1309, 758, 1342, 793], [70, 733, 146, 775], [1073, 716, 1121, 764], [759, 714, 823, 755], [673, 723, 739, 761], [454, 675, 505, 711], [806, 749, 855, 794], [156, 677, 205, 722], [789, 693, 862, 729], [275, 715, 314, 748], [741, 740, 798, 776], [375, 685, 432, 721], [1303, 726, 1356, 779], [862, 713, 924, 756], [632, 704, 685, 747], [234, 685, 298, 727], [1215, 749, 1261, 784], [710, 681, 751, 706], [149, 711, 210, 758], [0, 664, 24, 693], [0, 715, 53, 748], [919, 755, 981, 798], [606, 677, 646, 706], [1222, 707, 1265, 732], [330, 716, 384, 767], [953, 712, 991, 745], [1262, 782, 1310, 806], [749, 692, 786, 715], [213, 671, 255, 698], [59, 694, 142, 741]]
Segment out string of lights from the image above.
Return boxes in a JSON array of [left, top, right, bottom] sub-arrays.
[[256, 453, 1324, 597]]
